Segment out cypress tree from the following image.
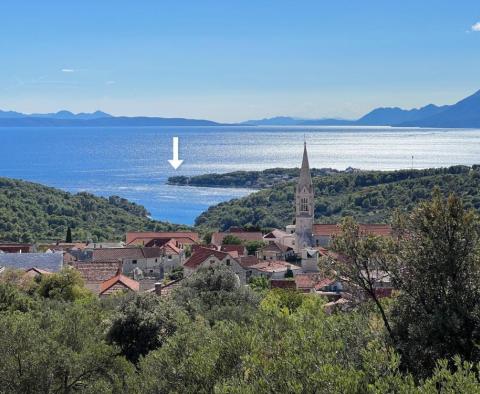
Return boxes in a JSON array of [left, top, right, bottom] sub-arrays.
[[66, 227, 72, 243]]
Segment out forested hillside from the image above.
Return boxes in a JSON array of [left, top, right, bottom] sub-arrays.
[[0, 177, 187, 242], [168, 167, 343, 189], [195, 165, 480, 231]]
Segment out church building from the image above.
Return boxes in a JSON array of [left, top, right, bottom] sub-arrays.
[[292, 142, 391, 273], [295, 142, 315, 251]]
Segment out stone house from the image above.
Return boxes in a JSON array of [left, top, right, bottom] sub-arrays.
[[183, 247, 247, 284], [249, 260, 302, 280], [91, 246, 182, 279], [256, 242, 295, 261]]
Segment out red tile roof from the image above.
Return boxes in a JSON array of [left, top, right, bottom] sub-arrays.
[[0, 243, 34, 253], [126, 232, 199, 245], [73, 261, 122, 282], [313, 224, 391, 237], [295, 273, 326, 290], [220, 244, 246, 256], [183, 247, 235, 269], [261, 242, 292, 254], [24, 267, 52, 276], [270, 280, 297, 290], [250, 260, 301, 273], [263, 229, 289, 239], [238, 255, 260, 268], [191, 244, 218, 253], [159, 240, 181, 255], [99, 273, 140, 294], [91, 247, 163, 261]]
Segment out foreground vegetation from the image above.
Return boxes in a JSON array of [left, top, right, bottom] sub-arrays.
[[1, 192, 480, 393], [0, 177, 188, 242], [195, 165, 480, 231]]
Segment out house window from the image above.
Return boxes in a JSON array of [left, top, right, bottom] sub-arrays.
[[132, 260, 137, 264], [301, 197, 309, 212], [226, 259, 231, 266], [155, 258, 158, 263], [168, 255, 172, 260], [209, 259, 215, 264], [149, 269, 153, 273]]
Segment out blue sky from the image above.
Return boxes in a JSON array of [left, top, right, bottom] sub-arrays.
[[0, 1, 479, 122]]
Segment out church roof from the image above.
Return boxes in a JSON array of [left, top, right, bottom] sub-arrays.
[[312, 224, 392, 237], [298, 142, 312, 189]]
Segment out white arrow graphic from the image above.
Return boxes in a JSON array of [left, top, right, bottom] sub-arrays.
[[168, 136, 184, 170]]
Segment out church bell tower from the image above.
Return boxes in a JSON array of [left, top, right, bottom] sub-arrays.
[[295, 142, 314, 251]]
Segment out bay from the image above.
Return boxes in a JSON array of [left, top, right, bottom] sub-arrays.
[[1, 126, 479, 225]]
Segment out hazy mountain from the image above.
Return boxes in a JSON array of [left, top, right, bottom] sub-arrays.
[[242, 116, 355, 126], [400, 90, 480, 128], [242, 116, 305, 126], [2, 89, 480, 127], [0, 116, 222, 127], [0, 110, 27, 119], [0, 110, 113, 121], [356, 104, 449, 126], [243, 90, 480, 128], [29, 110, 113, 120]]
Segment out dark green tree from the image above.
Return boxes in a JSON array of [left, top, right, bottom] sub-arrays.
[[65, 226, 72, 243], [391, 192, 480, 378], [245, 240, 266, 255], [36, 268, 92, 302], [172, 265, 260, 324], [221, 234, 243, 245], [108, 293, 186, 364]]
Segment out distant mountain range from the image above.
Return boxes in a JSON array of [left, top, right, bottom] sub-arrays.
[[0, 110, 221, 126], [243, 89, 480, 128], [1, 89, 480, 128]]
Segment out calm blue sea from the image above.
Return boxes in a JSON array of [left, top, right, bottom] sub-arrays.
[[1, 126, 480, 225]]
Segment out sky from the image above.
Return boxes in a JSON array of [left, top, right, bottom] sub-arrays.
[[0, 1, 479, 122]]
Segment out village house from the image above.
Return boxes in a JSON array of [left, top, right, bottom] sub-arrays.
[[126, 231, 199, 249], [90, 246, 182, 279], [294, 273, 342, 294], [0, 242, 36, 253], [183, 246, 248, 284], [220, 244, 247, 257], [263, 229, 295, 250], [248, 260, 302, 280], [73, 261, 122, 293], [256, 242, 295, 261], [98, 271, 140, 297]]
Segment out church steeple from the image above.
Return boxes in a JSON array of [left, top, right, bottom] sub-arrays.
[[298, 141, 312, 191], [295, 142, 315, 252]]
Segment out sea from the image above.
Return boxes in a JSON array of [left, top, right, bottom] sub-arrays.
[[1, 126, 480, 225]]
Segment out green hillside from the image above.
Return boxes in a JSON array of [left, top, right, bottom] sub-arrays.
[[0, 177, 188, 242], [195, 165, 480, 231]]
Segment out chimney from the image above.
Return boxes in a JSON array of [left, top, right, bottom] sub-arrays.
[[154, 282, 162, 296]]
